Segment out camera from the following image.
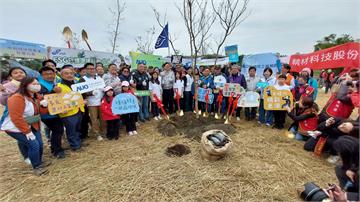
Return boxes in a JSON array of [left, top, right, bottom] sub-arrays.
[[300, 182, 329, 201]]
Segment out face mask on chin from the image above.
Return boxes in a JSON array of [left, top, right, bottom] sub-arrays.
[[27, 84, 41, 93]]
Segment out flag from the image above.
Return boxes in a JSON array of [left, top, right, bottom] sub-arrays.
[[155, 24, 169, 49]]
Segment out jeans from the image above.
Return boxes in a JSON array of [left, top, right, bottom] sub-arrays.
[[151, 102, 160, 117], [61, 112, 82, 150], [139, 96, 150, 120], [42, 117, 64, 155], [6, 129, 43, 169], [183, 91, 193, 112], [88, 106, 103, 137], [258, 99, 273, 124], [289, 126, 306, 141], [245, 107, 257, 120]]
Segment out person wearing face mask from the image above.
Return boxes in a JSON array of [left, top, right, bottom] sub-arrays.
[[292, 76, 314, 102], [299, 68, 318, 100], [1, 77, 50, 176], [0, 67, 30, 165]]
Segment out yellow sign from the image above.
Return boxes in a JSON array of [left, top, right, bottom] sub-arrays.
[[263, 86, 293, 110], [45, 92, 84, 115]]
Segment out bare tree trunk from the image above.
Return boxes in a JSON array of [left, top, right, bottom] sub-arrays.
[[109, 0, 126, 53]]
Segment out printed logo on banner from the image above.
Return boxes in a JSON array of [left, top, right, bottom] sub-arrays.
[[45, 92, 84, 115], [238, 91, 260, 107], [197, 87, 214, 104], [263, 86, 293, 110], [134, 90, 151, 97], [222, 83, 245, 97], [111, 93, 140, 115], [71, 79, 105, 94]]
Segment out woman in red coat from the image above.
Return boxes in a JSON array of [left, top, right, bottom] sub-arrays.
[[100, 86, 120, 140]]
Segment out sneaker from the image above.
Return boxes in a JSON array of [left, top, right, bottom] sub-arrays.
[[158, 115, 163, 120], [133, 131, 138, 135], [33, 167, 48, 176], [97, 136, 104, 141], [128, 131, 134, 136], [24, 158, 31, 165], [236, 117, 240, 121], [265, 123, 271, 127], [327, 155, 340, 164], [257, 121, 262, 124], [154, 116, 159, 121]]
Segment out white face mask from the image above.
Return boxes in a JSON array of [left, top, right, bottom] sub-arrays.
[[27, 84, 41, 93]]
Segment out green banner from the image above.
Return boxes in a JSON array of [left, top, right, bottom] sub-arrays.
[[134, 90, 151, 97], [129, 51, 164, 69]]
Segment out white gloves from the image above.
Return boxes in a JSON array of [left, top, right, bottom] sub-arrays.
[[142, 81, 147, 86], [40, 99, 48, 107], [26, 132, 36, 141]]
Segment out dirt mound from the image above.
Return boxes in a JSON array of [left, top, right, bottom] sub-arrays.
[[157, 112, 237, 141], [165, 144, 191, 157]]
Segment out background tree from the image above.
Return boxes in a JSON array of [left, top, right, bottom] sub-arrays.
[[152, 7, 180, 55], [314, 34, 354, 51], [211, 0, 250, 65], [135, 26, 156, 54], [108, 0, 126, 53]]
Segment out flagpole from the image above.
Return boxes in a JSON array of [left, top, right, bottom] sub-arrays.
[[167, 22, 170, 57]]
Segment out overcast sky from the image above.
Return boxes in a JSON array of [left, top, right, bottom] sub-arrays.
[[0, 0, 359, 57]]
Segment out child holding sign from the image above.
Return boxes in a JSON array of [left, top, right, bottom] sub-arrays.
[[120, 81, 138, 136], [100, 86, 120, 140], [273, 75, 291, 129]]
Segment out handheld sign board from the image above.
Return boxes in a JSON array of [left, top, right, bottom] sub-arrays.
[[263, 86, 293, 110], [197, 87, 214, 104], [238, 91, 260, 107], [111, 93, 140, 115], [223, 83, 245, 97], [134, 90, 151, 97], [71, 79, 105, 94], [45, 92, 84, 115]]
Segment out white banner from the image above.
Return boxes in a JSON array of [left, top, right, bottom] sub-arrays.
[[71, 79, 105, 94], [48, 47, 121, 68]]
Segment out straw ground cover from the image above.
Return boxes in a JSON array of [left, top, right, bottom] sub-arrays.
[[0, 91, 342, 201]]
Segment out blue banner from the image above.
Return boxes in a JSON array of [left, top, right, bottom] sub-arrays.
[[111, 94, 140, 115], [0, 38, 46, 59], [241, 53, 280, 78], [225, 45, 239, 62], [197, 87, 214, 104]]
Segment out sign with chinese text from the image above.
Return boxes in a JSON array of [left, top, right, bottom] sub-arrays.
[[0, 38, 46, 59], [197, 87, 214, 104], [263, 86, 293, 110], [134, 90, 151, 97], [223, 83, 245, 97], [289, 42, 360, 72], [238, 91, 260, 107], [112, 93, 140, 115], [45, 92, 84, 115], [129, 52, 164, 69], [71, 79, 105, 94], [225, 45, 239, 62]]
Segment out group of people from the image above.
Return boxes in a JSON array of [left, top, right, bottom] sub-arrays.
[[0, 59, 359, 200]]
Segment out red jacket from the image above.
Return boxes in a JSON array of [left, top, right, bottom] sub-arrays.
[[100, 97, 120, 121]]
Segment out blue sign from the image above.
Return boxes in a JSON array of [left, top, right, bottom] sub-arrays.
[[111, 94, 140, 115], [197, 87, 214, 104], [225, 45, 239, 62], [0, 38, 46, 59], [241, 53, 279, 78]]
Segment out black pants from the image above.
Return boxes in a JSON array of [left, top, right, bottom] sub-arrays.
[[80, 106, 90, 139], [273, 110, 286, 128], [42, 117, 64, 155], [106, 119, 120, 139], [183, 91, 193, 112], [245, 107, 257, 120], [122, 113, 137, 132], [235, 107, 242, 117], [163, 89, 174, 114], [151, 102, 159, 116]]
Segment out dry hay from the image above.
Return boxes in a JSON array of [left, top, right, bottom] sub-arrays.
[[165, 144, 191, 157], [158, 112, 237, 141], [0, 91, 344, 201]]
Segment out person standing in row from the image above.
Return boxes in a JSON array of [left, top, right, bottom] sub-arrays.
[[100, 86, 120, 140], [160, 62, 175, 114], [120, 81, 138, 135], [228, 65, 247, 121], [132, 63, 150, 122], [103, 63, 122, 95], [245, 66, 260, 121]]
